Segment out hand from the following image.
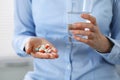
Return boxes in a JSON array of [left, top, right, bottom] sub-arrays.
[[25, 37, 58, 59], [70, 13, 113, 53]]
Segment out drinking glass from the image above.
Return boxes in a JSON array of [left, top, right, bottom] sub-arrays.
[[67, 0, 94, 43]]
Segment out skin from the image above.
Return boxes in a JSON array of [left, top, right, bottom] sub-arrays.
[[70, 13, 113, 53], [25, 13, 113, 59], [25, 37, 58, 59]]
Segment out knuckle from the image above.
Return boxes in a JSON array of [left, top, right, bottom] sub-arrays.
[[89, 24, 94, 29], [93, 16, 96, 21], [87, 32, 92, 36], [88, 15, 91, 19], [75, 23, 82, 28], [92, 17, 96, 24]]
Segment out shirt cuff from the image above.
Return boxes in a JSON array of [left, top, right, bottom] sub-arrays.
[[96, 37, 120, 64]]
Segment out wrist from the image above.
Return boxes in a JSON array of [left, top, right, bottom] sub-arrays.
[[105, 37, 114, 52], [97, 36, 114, 53]]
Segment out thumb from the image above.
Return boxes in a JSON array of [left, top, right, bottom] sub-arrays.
[[25, 42, 33, 54]]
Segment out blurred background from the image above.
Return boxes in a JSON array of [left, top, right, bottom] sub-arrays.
[[0, 0, 120, 80], [0, 0, 33, 80]]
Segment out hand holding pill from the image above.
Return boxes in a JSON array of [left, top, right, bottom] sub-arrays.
[[25, 37, 58, 59], [35, 44, 56, 53]]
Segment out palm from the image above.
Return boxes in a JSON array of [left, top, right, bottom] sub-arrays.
[[25, 37, 58, 59]]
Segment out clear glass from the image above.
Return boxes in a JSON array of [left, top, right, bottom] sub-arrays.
[[67, 0, 94, 43]]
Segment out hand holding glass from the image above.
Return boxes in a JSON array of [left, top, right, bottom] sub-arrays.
[[67, 0, 94, 43]]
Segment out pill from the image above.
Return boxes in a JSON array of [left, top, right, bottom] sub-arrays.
[[41, 45, 46, 50], [45, 48, 52, 53], [35, 48, 39, 52], [47, 49, 52, 53], [45, 44, 50, 49], [35, 44, 56, 54]]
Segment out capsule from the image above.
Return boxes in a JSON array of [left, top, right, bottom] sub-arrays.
[[45, 44, 50, 49]]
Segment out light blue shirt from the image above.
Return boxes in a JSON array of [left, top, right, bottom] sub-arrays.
[[13, 0, 120, 80]]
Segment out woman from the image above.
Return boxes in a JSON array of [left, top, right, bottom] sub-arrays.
[[13, 0, 120, 80]]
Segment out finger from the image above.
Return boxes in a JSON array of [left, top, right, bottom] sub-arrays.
[[51, 52, 59, 58], [51, 47, 58, 53], [72, 22, 95, 32], [73, 35, 92, 45], [31, 51, 58, 59], [41, 39, 58, 52], [81, 14, 97, 25], [31, 52, 50, 59], [25, 42, 33, 54], [68, 24, 82, 30], [49, 53, 59, 59], [71, 30, 94, 37]]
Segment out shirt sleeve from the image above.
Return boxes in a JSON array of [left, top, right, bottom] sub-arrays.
[[12, 0, 36, 57], [97, 0, 120, 64]]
